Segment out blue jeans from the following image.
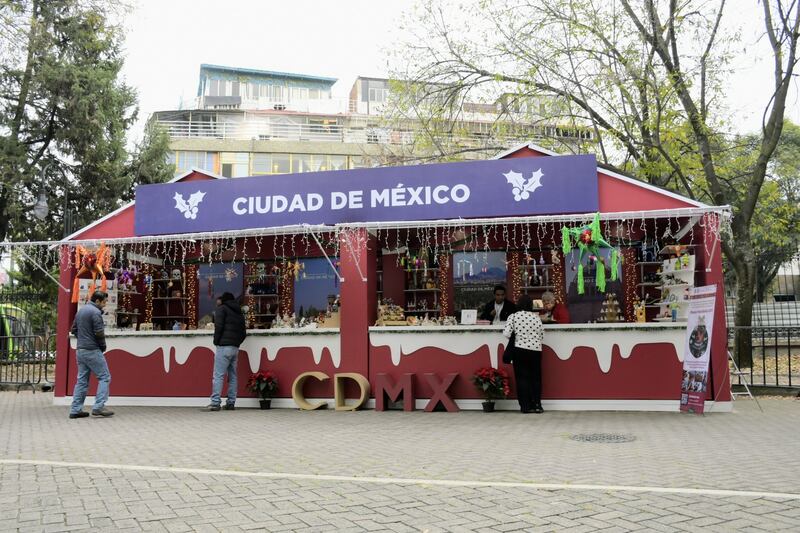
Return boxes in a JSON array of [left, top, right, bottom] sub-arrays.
[[210, 345, 239, 406], [70, 349, 111, 414]]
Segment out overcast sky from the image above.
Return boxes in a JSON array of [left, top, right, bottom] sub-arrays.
[[119, 0, 800, 144]]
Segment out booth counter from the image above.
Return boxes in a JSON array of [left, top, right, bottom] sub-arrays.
[[58, 322, 723, 411]]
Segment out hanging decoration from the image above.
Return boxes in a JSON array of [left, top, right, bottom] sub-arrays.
[[561, 213, 619, 294], [550, 250, 566, 304], [186, 264, 198, 329], [70, 244, 112, 303], [509, 252, 522, 302], [436, 254, 451, 317]]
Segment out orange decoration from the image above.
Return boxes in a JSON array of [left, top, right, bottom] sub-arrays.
[[71, 244, 112, 303]]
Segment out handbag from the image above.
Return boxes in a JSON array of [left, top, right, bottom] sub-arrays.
[[503, 332, 516, 364]]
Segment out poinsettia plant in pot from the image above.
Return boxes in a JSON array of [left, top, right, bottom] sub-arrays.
[[472, 367, 510, 412], [247, 370, 278, 409]]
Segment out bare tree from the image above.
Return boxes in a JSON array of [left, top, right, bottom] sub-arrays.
[[390, 0, 800, 366]]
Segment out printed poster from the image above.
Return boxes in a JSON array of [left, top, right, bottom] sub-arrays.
[[680, 285, 716, 414]]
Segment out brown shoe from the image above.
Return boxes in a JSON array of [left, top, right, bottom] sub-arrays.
[[91, 407, 114, 417]]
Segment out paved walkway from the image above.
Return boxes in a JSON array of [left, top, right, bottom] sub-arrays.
[[1, 393, 798, 532]]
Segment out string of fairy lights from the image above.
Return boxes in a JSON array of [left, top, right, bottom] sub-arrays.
[[0, 208, 731, 328]]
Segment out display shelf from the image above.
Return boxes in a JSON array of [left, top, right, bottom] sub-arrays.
[[152, 297, 190, 300], [404, 288, 440, 293], [661, 283, 691, 289], [658, 244, 697, 256], [405, 309, 441, 314], [252, 313, 277, 317], [404, 268, 439, 273], [118, 290, 142, 296], [249, 293, 279, 298], [115, 311, 140, 316], [152, 278, 183, 283], [636, 261, 663, 266], [521, 285, 555, 290], [519, 263, 554, 268], [152, 315, 188, 319], [636, 282, 660, 287], [245, 274, 279, 280]]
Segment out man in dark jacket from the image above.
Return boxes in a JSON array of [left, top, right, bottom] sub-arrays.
[[479, 285, 517, 324], [205, 292, 247, 411]]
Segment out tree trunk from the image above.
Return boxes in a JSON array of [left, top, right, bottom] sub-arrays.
[[734, 275, 755, 368], [729, 238, 756, 368]]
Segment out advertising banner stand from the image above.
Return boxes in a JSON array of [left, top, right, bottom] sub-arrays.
[[680, 285, 717, 414]]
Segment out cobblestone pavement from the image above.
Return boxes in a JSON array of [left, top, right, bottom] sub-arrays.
[[1, 393, 799, 532]]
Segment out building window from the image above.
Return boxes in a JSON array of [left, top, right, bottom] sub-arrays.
[[271, 154, 290, 174], [175, 151, 214, 173], [290, 87, 309, 101], [368, 87, 389, 103], [252, 153, 271, 175], [220, 152, 249, 178]]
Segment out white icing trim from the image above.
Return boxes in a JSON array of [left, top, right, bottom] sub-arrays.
[[369, 327, 684, 373]]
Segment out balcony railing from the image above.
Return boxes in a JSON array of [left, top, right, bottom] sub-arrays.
[[153, 119, 559, 149]]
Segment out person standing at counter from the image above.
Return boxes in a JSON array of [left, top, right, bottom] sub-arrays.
[[69, 291, 114, 418], [541, 291, 570, 323], [206, 292, 247, 412], [503, 295, 545, 414], [479, 285, 516, 324]]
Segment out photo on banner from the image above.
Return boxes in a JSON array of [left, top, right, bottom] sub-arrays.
[[294, 257, 339, 319], [564, 248, 623, 324], [452, 251, 508, 317], [680, 285, 717, 414], [198, 264, 243, 327]]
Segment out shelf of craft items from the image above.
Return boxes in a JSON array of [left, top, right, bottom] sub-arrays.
[[117, 290, 142, 296], [405, 308, 441, 314], [519, 263, 555, 268], [115, 311, 140, 316], [152, 297, 189, 300], [249, 293, 279, 298], [404, 288, 440, 293], [151, 278, 183, 283], [520, 285, 555, 291], [659, 244, 697, 256], [152, 315, 187, 319]]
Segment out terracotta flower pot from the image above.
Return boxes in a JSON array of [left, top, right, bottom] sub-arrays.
[[259, 399, 271, 410], [481, 401, 495, 413]]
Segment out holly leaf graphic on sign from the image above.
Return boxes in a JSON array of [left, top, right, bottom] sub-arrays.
[[523, 169, 544, 194], [187, 191, 206, 209], [173, 192, 190, 213], [173, 190, 206, 220], [503, 170, 526, 190]]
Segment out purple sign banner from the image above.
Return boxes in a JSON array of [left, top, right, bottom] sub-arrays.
[[134, 155, 598, 236]]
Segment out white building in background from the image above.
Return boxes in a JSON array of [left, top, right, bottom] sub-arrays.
[[149, 64, 594, 178]]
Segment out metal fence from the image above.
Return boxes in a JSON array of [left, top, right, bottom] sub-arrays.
[[0, 334, 55, 391], [728, 326, 799, 388], [0, 288, 56, 391]]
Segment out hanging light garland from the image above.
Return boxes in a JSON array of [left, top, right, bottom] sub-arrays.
[[509, 251, 522, 302], [621, 248, 637, 322], [186, 263, 198, 329], [437, 254, 450, 317]]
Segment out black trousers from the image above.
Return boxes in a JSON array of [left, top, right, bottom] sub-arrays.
[[512, 348, 542, 411]]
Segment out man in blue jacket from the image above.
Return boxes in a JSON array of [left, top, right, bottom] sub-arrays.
[[69, 291, 114, 418]]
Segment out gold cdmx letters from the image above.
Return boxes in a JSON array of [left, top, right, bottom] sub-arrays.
[[291, 371, 371, 411]]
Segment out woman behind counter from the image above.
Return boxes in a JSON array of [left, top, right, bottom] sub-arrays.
[[541, 291, 570, 323], [503, 295, 544, 414]]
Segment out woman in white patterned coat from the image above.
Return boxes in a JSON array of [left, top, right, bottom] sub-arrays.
[[503, 294, 545, 413]]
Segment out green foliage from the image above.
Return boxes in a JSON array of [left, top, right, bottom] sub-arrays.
[[0, 0, 173, 248]]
